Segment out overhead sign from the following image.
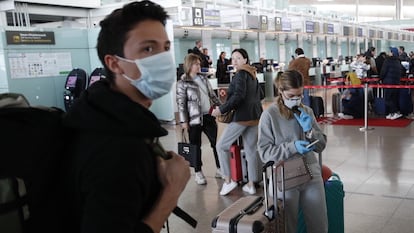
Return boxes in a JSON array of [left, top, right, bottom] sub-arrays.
[[356, 28, 363, 37], [369, 29, 376, 38], [6, 31, 55, 45], [247, 15, 259, 29], [323, 23, 334, 34], [275, 17, 291, 32], [305, 21, 315, 33], [260, 15, 268, 30], [204, 9, 220, 27], [192, 7, 204, 26]]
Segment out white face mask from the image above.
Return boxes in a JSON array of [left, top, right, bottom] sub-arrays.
[[281, 92, 302, 109], [283, 97, 302, 109], [116, 51, 176, 99]]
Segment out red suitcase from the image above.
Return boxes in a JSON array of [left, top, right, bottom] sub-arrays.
[[230, 143, 243, 182], [230, 137, 248, 183]]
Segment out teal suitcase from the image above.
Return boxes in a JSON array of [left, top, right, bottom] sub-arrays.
[[297, 173, 345, 233]]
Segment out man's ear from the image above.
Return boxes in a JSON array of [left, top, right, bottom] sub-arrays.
[[104, 55, 123, 74]]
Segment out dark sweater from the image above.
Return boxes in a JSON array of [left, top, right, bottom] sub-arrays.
[[62, 79, 167, 233]]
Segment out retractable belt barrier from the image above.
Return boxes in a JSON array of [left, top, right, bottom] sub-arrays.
[[303, 77, 414, 130]]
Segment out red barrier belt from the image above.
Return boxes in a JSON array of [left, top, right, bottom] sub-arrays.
[[305, 84, 414, 89]]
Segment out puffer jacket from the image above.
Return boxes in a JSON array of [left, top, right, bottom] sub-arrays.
[[219, 64, 263, 126], [380, 56, 404, 84], [176, 74, 221, 126]]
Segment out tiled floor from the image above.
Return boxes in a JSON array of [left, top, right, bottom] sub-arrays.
[[159, 95, 414, 233]]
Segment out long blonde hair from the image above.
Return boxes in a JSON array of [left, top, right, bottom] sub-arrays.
[[274, 70, 304, 119]]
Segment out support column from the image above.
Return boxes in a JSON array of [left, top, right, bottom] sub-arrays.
[[258, 32, 266, 59], [396, 0, 403, 20], [201, 30, 212, 52], [231, 31, 240, 50]]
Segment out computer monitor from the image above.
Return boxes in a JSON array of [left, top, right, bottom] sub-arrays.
[[66, 76, 77, 89]]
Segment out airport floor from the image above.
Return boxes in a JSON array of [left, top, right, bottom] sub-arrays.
[[159, 96, 414, 233]]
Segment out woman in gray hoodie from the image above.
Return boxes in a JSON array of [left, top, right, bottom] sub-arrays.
[[258, 70, 328, 233]]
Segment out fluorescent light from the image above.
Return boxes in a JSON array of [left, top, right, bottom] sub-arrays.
[[317, 0, 334, 2]]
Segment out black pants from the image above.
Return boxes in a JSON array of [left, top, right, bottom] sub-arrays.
[[385, 88, 400, 114], [188, 114, 220, 172]]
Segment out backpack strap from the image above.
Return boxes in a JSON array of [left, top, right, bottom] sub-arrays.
[[172, 206, 197, 228]]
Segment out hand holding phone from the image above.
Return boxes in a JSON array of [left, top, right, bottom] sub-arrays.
[[306, 139, 319, 149]]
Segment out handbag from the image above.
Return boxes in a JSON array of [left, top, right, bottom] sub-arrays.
[[216, 110, 235, 123], [276, 156, 312, 190], [177, 129, 199, 167]]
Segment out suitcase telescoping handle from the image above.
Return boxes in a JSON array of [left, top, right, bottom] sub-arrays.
[[262, 161, 275, 220]]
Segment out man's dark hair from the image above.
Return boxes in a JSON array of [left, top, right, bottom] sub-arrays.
[[295, 48, 304, 55], [232, 48, 250, 64], [399, 46, 405, 52], [96, 0, 169, 83]]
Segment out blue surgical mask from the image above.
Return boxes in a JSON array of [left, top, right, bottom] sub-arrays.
[[116, 52, 176, 99]]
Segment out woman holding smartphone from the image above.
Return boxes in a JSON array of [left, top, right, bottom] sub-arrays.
[[257, 70, 328, 233]]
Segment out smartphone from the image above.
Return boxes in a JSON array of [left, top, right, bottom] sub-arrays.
[[306, 139, 320, 149], [291, 106, 301, 115]]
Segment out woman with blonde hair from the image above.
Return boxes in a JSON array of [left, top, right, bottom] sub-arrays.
[[176, 53, 222, 184]]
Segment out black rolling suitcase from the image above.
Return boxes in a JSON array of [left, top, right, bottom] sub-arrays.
[[212, 162, 282, 233], [310, 96, 325, 118]]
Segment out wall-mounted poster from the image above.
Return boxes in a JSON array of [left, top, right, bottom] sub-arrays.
[[8, 52, 72, 79]]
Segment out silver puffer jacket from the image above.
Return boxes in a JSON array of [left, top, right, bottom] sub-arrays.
[[176, 74, 221, 126]]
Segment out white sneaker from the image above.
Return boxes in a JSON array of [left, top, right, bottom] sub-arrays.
[[219, 181, 237, 196], [386, 113, 393, 119], [406, 113, 414, 119], [389, 112, 402, 120], [215, 169, 223, 179], [195, 171, 207, 185], [242, 184, 256, 195], [338, 113, 354, 119]]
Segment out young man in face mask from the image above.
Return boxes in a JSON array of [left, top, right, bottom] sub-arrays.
[[62, 1, 190, 233]]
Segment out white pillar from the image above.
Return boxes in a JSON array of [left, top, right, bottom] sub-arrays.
[[258, 32, 266, 59]]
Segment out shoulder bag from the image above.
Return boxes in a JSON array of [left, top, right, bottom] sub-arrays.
[[177, 129, 199, 167], [216, 109, 235, 123], [276, 156, 312, 191]]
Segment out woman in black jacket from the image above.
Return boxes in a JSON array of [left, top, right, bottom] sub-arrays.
[[211, 48, 263, 196]]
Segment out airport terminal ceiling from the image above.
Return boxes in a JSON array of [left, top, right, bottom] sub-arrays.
[[289, 0, 414, 20]]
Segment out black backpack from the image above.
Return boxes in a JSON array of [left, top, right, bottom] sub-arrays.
[[0, 93, 66, 233]]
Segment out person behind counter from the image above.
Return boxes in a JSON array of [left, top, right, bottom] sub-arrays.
[[216, 51, 230, 84]]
